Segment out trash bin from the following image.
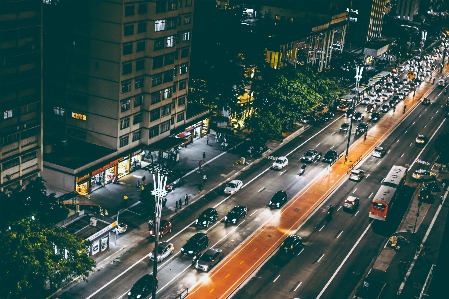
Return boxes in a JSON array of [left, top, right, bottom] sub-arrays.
[[240, 157, 245, 164]]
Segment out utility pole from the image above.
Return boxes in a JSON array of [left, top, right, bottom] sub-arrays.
[[345, 65, 363, 164]]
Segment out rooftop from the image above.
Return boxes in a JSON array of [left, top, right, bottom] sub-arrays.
[[64, 215, 109, 240]]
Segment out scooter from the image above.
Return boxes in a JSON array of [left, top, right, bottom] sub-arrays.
[[299, 164, 307, 176], [326, 205, 334, 221]]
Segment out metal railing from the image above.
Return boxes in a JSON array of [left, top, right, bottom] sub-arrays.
[[173, 288, 188, 299]]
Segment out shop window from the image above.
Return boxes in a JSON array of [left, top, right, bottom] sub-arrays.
[[166, 18, 177, 30], [132, 130, 141, 141], [162, 87, 173, 100], [136, 59, 145, 71], [120, 135, 129, 147], [160, 120, 170, 133], [180, 63, 188, 75], [156, 1, 166, 13], [178, 96, 185, 106], [120, 116, 130, 129], [123, 43, 133, 55], [53, 106, 65, 116], [177, 112, 184, 122], [138, 3, 147, 14], [133, 113, 142, 124], [137, 23, 147, 34], [152, 74, 163, 87], [168, 0, 177, 11], [154, 38, 164, 50], [182, 31, 190, 42], [3, 110, 13, 119], [125, 5, 134, 16], [163, 70, 174, 83], [121, 98, 131, 112], [181, 48, 189, 58], [122, 62, 132, 75], [136, 41, 146, 52], [179, 80, 187, 90], [185, 0, 192, 7], [161, 104, 171, 117], [150, 108, 160, 121], [71, 112, 86, 121], [124, 24, 134, 36], [166, 36, 175, 48], [164, 52, 175, 65], [153, 56, 163, 69], [149, 125, 159, 138], [155, 20, 165, 32], [122, 80, 132, 93], [135, 77, 144, 89], [134, 94, 143, 107], [151, 91, 161, 104], [184, 15, 191, 24]]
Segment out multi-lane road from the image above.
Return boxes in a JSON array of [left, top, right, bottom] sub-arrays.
[[58, 65, 448, 299]]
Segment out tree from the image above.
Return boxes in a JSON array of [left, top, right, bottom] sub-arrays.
[[435, 131, 449, 164], [246, 111, 282, 141], [0, 219, 95, 298]]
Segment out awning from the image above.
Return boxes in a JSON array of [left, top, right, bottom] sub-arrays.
[[177, 131, 191, 138], [145, 136, 186, 152]]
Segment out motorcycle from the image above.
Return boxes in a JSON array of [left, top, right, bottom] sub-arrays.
[[326, 205, 334, 221], [299, 164, 307, 176]]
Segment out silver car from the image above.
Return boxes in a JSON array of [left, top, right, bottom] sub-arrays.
[[149, 242, 174, 263], [195, 248, 223, 272]]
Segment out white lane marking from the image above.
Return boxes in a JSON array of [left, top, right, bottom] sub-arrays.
[[377, 160, 381, 165], [331, 132, 336, 136], [353, 188, 357, 193], [424, 125, 427, 127], [316, 223, 372, 298], [319, 225, 325, 231], [336, 231, 343, 239], [337, 206, 342, 211], [368, 192, 373, 198], [436, 110, 438, 113], [316, 143, 321, 148], [294, 282, 302, 291], [258, 187, 265, 193], [279, 170, 286, 175], [330, 145, 335, 149], [400, 153, 404, 157], [273, 275, 280, 282], [405, 130, 407, 133], [298, 248, 304, 255], [317, 254, 325, 263], [409, 143, 412, 146], [354, 211, 359, 216], [409, 119, 446, 169], [412, 121, 416, 125], [249, 210, 257, 217], [366, 174, 370, 178]]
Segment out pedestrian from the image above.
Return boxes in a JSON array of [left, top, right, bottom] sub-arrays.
[[137, 180, 141, 188], [198, 183, 203, 192], [199, 160, 202, 171], [178, 198, 182, 208], [215, 135, 218, 142], [221, 142, 224, 150], [175, 200, 179, 210], [206, 136, 209, 145], [393, 105, 396, 113], [203, 151, 206, 162], [203, 174, 207, 184], [142, 175, 146, 182], [185, 194, 189, 205], [364, 131, 367, 141], [162, 198, 167, 208]]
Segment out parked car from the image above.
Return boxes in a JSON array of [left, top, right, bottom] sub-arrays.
[[372, 146, 386, 158], [272, 156, 288, 170], [224, 180, 243, 195], [195, 248, 223, 272], [268, 190, 288, 209], [149, 241, 174, 262], [349, 169, 365, 181], [195, 208, 218, 228], [128, 274, 157, 299], [149, 219, 172, 239], [343, 196, 360, 211], [322, 150, 338, 163], [224, 206, 247, 225], [301, 149, 322, 163], [279, 235, 303, 255], [181, 233, 210, 256]]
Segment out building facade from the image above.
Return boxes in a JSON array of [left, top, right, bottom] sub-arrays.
[[0, 0, 43, 193], [396, 0, 420, 21]]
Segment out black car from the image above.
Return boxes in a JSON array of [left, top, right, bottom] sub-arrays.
[[390, 96, 400, 105], [352, 112, 364, 121], [301, 149, 322, 163], [345, 108, 355, 118], [424, 181, 440, 192], [268, 190, 288, 209], [195, 248, 223, 272], [340, 122, 350, 133], [370, 112, 381, 122], [322, 150, 338, 163], [321, 112, 335, 121], [128, 274, 157, 299], [181, 233, 210, 256], [356, 122, 368, 134], [422, 97, 431, 105], [195, 208, 218, 227], [418, 188, 432, 202], [301, 115, 317, 124], [380, 104, 390, 113], [224, 206, 247, 225], [279, 235, 303, 255]]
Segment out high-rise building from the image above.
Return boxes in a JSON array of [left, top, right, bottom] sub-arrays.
[[396, 0, 420, 21], [0, 1, 43, 193], [350, 0, 390, 42]]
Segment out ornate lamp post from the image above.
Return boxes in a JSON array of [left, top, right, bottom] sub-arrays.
[[344, 65, 363, 164], [150, 172, 167, 299]]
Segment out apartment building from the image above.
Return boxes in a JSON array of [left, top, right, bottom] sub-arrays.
[[0, 0, 43, 194], [42, 0, 198, 193], [396, 0, 420, 21]]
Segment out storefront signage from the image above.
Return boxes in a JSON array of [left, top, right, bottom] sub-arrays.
[[91, 159, 120, 177], [86, 222, 114, 242], [118, 155, 129, 162], [91, 240, 100, 255], [132, 149, 142, 156], [76, 173, 91, 183]]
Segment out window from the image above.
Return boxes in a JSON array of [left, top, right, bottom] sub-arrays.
[[122, 80, 132, 93], [181, 48, 189, 58], [168, 0, 177, 11], [138, 3, 147, 14], [121, 99, 131, 112], [22, 151, 37, 163], [164, 52, 175, 65], [71, 112, 87, 121], [137, 23, 147, 33], [182, 31, 190, 41], [149, 125, 159, 138], [136, 41, 146, 52], [161, 104, 171, 116], [184, 15, 191, 24], [132, 130, 141, 141], [150, 108, 160, 121], [53, 106, 65, 116], [123, 43, 133, 55], [133, 113, 142, 124], [136, 59, 145, 71], [151, 91, 161, 104], [180, 63, 188, 75], [185, 0, 192, 7], [3, 133, 19, 145], [178, 96, 185, 106], [120, 116, 130, 129], [154, 38, 164, 50], [152, 74, 163, 87], [155, 20, 165, 32], [160, 120, 170, 133], [173, 65, 178, 77], [162, 87, 173, 99], [135, 77, 144, 89], [3, 110, 13, 119], [156, 1, 166, 13], [172, 82, 177, 92], [153, 56, 163, 69], [124, 24, 134, 36], [179, 80, 187, 90], [177, 112, 185, 122], [166, 36, 175, 48], [166, 18, 177, 30], [172, 99, 176, 109], [171, 116, 174, 125], [134, 95, 143, 107], [125, 5, 134, 16], [164, 70, 174, 83], [2, 157, 19, 170], [122, 62, 132, 75], [120, 135, 129, 147]]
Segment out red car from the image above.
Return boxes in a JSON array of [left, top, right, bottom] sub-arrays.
[[149, 219, 172, 239], [365, 104, 375, 113]]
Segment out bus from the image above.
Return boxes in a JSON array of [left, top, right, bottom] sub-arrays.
[[369, 165, 407, 221]]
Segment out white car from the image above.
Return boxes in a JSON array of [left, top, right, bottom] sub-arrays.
[[349, 169, 365, 181], [224, 180, 243, 195], [372, 146, 386, 158], [272, 156, 288, 170], [149, 241, 174, 262]]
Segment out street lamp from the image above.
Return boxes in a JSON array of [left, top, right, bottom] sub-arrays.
[[150, 172, 167, 299], [344, 65, 363, 164]]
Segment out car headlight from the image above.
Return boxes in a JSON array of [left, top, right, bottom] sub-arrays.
[[181, 248, 184, 251], [195, 219, 198, 224], [137, 295, 141, 298], [277, 203, 280, 206], [269, 201, 272, 205], [224, 216, 227, 220], [128, 292, 131, 296]]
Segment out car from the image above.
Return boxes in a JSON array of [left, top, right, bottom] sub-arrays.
[[379, 94, 389, 101], [396, 92, 405, 100], [366, 104, 375, 113], [128, 274, 157, 299], [301, 115, 317, 124], [349, 169, 365, 181], [380, 104, 390, 113], [415, 134, 427, 145], [361, 97, 371, 105], [390, 97, 399, 106], [195, 208, 218, 227], [112, 222, 128, 234], [268, 190, 288, 209], [272, 156, 288, 170], [315, 105, 329, 114], [412, 169, 436, 181], [321, 112, 335, 121], [149, 219, 172, 239], [195, 248, 223, 272], [424, 181, 440, 192], [352, 112, 364, 121], [301, 149, 322, 163], [345, 108, 355, 118], [343, 196, 360, 211], [340, 122, 350, 133], [322, 150, 338, 163], [422, 97, 431, 105], [279, 235, 303, 255], [149, 241, 174, 262], [224, 180, 243, 195], [372, 146, 386, 158], [181, 233, 210, 256], [370, 112, 381, 122], [224, 206, 247, 225], [356, 122, 368, 134], [337, 102, 350, 111], [374, 98, 383, 106], [418, 187, 432, 202]]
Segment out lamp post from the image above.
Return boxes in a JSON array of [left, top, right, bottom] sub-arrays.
[[344, 65, 363, 164], [150, 172, 167, 299]]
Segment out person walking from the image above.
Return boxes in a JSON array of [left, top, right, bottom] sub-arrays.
[[203, 174, 208, 184], [162, 198, 167, 208], [206, 136, 209, 145], [185, 194, 189, 205], [175, 200, 179, 210], [198, 183, 203, 193], [203, 151, 206, 162], [136, 180, 141, 189], [199, 160, 202, 171], [178, 198, 182, 208]]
